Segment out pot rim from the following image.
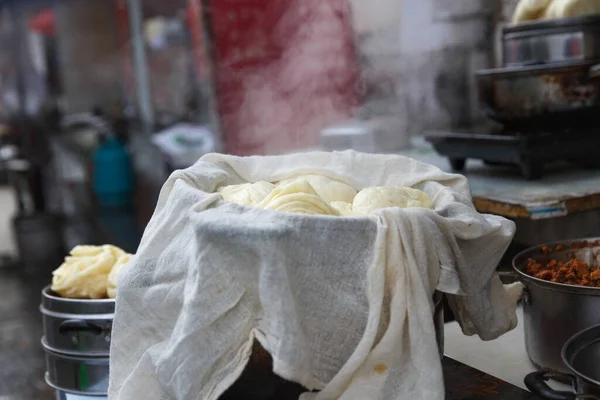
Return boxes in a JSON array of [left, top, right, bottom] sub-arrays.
[[476, 60, 600, 78], [42, 285, 115, 304], [512, 238, 600, 296], [503, 15, 600, 36], [561, 324, 600, 388]]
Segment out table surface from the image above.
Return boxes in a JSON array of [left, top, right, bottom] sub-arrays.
[[444, 306, 571, 394], [399, 137, 600, 219]]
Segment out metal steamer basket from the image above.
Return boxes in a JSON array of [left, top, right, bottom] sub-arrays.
[[502, 16, 600, 67], [40, 286, 114, 395]]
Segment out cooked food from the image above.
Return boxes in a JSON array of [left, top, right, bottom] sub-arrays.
[[513, 0, 552, 23], [512, 0, 600, 23], [217, 175, 432, 216], [51, 245, 132, 299], [526, 256, 600, 287], [543, 0, 600, 19], [256, 179, 339, 216], [107, 254, 133, 299], [218, 182, 275, 207], [277, 175, 357, 203], [352, 186, 432, 214]]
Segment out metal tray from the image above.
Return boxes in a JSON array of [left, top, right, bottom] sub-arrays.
[[476, 61, 600, 126], [502, 16, 600, 67]]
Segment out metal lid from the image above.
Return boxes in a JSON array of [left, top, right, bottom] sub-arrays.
[[503, 16, 600, 36], [476, 60, 598, 78], [562, 324, 600, 387], [512, 238, 600, 296], [41, 286, 115, 316]]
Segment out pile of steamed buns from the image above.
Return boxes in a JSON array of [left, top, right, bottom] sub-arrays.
[[51, 245, 133, 299], [512, 0, 600, 23], [217, 174, 432, 216]]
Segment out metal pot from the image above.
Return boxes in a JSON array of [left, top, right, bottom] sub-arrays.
[[512, 239, 600, 375], [43, 343, 109, 395], [476, 61, 600, 128], [502, 16, 600, 67], [40, 286, 114, 356], [525, 324, 600, 399]]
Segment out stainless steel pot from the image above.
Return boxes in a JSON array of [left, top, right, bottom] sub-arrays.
[[40, 286, 114, 356], [502, 16, 600, 67], [476, 61, 600, 127], [512, 239, 600, 375], [524, 324, 600, 399], [43, 342, 109, 395]]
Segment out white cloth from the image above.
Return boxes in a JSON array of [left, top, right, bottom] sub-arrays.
[[109, 151, 518, 400]]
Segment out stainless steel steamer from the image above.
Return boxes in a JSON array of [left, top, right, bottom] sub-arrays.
[[41, 286, 114, 395]]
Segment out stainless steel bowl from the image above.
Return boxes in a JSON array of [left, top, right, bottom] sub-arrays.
[[43, 341, 109, 396], [513, 239, 600, 375], [502, 16, 600, 67], [40, 286, 114, 356]]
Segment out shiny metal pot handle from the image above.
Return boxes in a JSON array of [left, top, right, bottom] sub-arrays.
[[59, 319, 103, 335], [589, 64, 600, 80], [524, 370, 576, 400]]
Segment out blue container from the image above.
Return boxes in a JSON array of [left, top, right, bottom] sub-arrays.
[[92, 137, 134, 207]]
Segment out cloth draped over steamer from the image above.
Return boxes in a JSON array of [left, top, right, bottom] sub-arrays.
[[108, 151, 519, 400]]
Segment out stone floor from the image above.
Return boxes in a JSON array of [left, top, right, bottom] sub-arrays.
[[0, 266, 55, 399], [0, 187, 54, 399]]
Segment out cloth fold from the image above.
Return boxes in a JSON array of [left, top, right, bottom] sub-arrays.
[[109, 151, 518, 400]]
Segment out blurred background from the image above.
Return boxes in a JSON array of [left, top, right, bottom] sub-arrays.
[[1, 0, 598, 398]]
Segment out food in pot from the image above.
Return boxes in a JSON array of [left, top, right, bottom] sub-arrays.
[[217, 174, 432, 216], [526, 256, 600, 287], [107, 253, 133, 299], [512, 0, 600, 23], [51, 245, 133, 299]]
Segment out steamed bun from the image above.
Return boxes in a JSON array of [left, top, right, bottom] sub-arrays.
[[51, 245, 122, 299], [256, 179, 339, 216], [512, 0, 552, 23], [352, 186, 432, 214], [218, 182, 275, 207], [542, 0, 600, 19], [277, 175, 357, 203], [107, 253, 133, 299]]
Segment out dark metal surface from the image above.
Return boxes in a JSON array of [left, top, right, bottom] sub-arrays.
[[512, 239, 600, 376], [425, 128, 600, 180]]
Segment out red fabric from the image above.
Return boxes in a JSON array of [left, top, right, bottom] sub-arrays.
[[209, 0, 359, 155], [30, 10, 55, 35]]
